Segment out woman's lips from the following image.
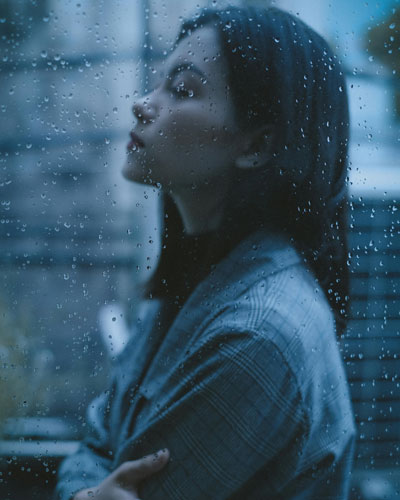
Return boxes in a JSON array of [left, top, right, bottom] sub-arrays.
[[127, 131, 145, 151]]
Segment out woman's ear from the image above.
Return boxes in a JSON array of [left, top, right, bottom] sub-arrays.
[[234, 125, 274, 170]]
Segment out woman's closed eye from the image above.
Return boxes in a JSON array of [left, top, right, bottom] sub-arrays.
[[169, 80, 195, 98]]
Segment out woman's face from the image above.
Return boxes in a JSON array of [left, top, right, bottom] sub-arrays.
[[122, 26, 242, 192]]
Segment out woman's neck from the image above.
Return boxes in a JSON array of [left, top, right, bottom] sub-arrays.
[[170, 183, 228, 235]]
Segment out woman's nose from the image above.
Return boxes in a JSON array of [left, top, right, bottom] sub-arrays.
[[132, 95, 157, 124]]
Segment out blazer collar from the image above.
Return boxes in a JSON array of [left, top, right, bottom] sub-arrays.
[[170, 229, 301, 332]]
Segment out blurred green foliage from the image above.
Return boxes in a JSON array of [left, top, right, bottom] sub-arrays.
[[367, 6, 400, 115], [0, 299, 48, 435]]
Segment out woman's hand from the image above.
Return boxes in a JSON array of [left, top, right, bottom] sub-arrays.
[[73, 449, 170, 499]]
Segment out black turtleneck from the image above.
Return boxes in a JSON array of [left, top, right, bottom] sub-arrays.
[[146, 229, 234, 336]]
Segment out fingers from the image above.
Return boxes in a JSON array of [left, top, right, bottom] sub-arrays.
[[117, 449, 170, 484]]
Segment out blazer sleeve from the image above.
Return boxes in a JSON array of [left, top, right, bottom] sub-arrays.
[[121, 328, 308, 500], [54, 388, 114, 500]]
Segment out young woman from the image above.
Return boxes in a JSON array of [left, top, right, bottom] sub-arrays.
[[56, 6, 355, 499]]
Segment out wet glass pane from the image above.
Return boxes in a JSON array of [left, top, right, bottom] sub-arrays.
[[1, 1, 399, 498]]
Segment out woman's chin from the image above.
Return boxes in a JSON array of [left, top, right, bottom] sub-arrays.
[[122, 160, 157, 186], [122, 158, 144, 180]]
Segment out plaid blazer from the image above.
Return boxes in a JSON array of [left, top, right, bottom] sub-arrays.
[[55, 230, 355, 499]]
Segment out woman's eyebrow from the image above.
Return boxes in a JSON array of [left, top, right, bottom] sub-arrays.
[[167, 62, 206, 80]]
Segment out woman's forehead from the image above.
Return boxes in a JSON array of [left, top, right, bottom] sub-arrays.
[[168, 26, 223, 73]]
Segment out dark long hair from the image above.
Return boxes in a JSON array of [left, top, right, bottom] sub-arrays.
[[153, 7, 350, 335]]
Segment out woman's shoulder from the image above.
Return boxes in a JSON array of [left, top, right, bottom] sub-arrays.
[[202, 258, 335, 369], [197, 235, 355, 450], [195, 229, 333, 342], [194, 231, 344, 396]]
